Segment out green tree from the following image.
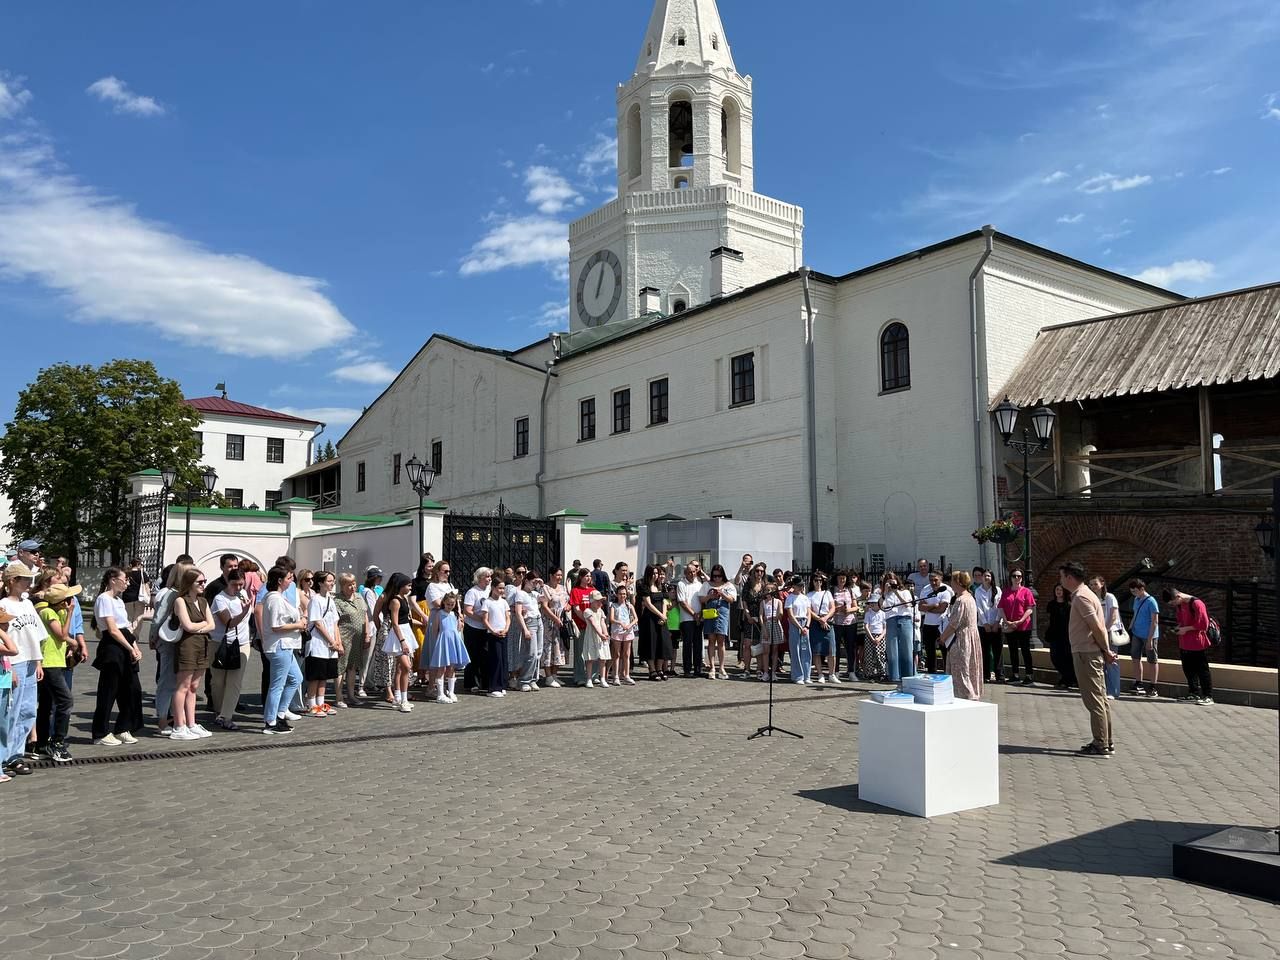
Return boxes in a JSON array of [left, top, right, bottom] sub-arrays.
[[0, 360, 204, 568], [316, 440, 337, 462]]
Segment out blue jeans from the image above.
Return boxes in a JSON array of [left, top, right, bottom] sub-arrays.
[[4, 661, 38, 763], [789, 624, 812, 682], [1105, 659, 1121, 697], [264, 646, 303, 724], [885, 617, 915, 682]]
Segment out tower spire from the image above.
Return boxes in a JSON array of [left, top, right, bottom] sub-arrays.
[[635, 0, 736, 75]]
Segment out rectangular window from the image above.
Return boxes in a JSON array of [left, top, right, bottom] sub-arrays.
[[264, 489, 282, 511], [431, 440, 442, 474], [226, 434, 245, 461], [225, 487, 244, 509], [514, 417, 530, 458], [612, 389, 631, 434], [649, 378, 669, 426], [266, 437, 284, 463], [194, 431, 203, 455], [731, 352, 756, 406], [393, 453, 402, 485], [579, 398, 596, 441], [356, 461, 366, 492]]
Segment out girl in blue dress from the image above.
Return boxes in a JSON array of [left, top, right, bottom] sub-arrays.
[[427, 592, 469, 704]]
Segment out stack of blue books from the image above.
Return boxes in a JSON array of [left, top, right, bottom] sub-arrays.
[[902, 674, 954, 705], [871, 690, 915, 704]]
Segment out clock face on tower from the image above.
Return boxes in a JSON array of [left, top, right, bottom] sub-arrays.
[[575, 249, 624, 327]]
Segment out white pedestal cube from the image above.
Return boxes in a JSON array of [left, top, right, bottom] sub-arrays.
[[857, 698, 999, 817]]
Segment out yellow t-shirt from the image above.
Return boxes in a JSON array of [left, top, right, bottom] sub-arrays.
[[36, 602, 70, 669]]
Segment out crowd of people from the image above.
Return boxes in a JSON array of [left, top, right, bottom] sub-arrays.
[[0, 540, 1221, 779]]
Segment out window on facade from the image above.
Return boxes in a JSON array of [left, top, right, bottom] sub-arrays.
[[711, 33, 720, 50], [579, 398, 597, 441], [356, 461, 366, 492], [266, 437, 284, 463], [612, 389, 631, 434], [194, 431, 203, 455], [731, 352, 756, 406], [226, 434, 244, 461], [676, 28, 687, 46], [649, 378, 669, 426], [393, 453, 402, 485], [514, 417, 530, 458], [880, 322, 911, 392], [264, 489, 282, 511], [672, 299, 688, 314], [225, 488, 244, 509], [431, 440, 442, 474]]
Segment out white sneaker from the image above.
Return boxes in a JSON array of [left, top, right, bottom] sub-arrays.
[[600, 678, 611, 687], [529, 681, 540, 691], [190, 724, 213, 739], [435, 694, 450, 704], [94, 733, 122, 746], [548, 677, 562, 688], [156, 727, 174, 737], [397, 702, 413, 713], [585, 679, 594, 688], [817, 676, 827, 684], [831, 675, 843, 684], [170, 728, 201, 742], [624, 678, 636, 685], [520, 683, 532, 692], [356, 687, 368, 699], [279, 711, 302, 722], [118, 731, 139, 744], [488, 690, 506, 698], [447, 692, 459, 703]]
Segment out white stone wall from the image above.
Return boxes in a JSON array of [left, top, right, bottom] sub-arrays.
[[197, 413, 319, 509]]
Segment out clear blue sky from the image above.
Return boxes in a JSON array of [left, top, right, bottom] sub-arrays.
[[2, 0, 1277, 434]]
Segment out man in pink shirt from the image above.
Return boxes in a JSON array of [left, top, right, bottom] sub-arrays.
[[996, 569, 1036, 685]]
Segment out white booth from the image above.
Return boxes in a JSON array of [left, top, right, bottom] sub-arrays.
[[638, 518, 794, 575]]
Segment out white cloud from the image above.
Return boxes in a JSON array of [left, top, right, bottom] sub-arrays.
[[524, 165, 581, 214], [1208, 166, 1233, 175], [1263, 93, 1280, 120], [534, 300, 569, 330], [459, 215, 568, 276], [0, 127, 354, 358], [334, 360, 398, 386], [1133, 258, 1216, 287], [0, 74, 32, 118], [86, 76, 165, 117], [278, 406, 364, 430], [1057, 212, 1085, 224], [1078, 172, 1153, 193], [578, 133, 617, 181], [1041, 170, 1070, 184]]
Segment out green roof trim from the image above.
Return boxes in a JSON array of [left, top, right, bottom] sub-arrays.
[[549, 508, 589, 518], [135, 468, 162, 477], [167, 506, 284, 519], [418, 499, 447, 510], [316, 513, 403, 525], [582, 522, 638, 533]]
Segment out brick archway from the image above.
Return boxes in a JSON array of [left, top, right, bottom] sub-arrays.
[[1030, 513, 1180, 600]]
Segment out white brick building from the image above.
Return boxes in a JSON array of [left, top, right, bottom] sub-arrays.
[[334, 0, 1180, 570]]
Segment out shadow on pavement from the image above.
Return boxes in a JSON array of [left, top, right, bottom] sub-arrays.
[[795, 784, 904, 816], [995, 819, 1232, 879]]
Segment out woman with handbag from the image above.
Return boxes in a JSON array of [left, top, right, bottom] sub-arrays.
[[90, 567, 145, 747], [210, 569, 252, 729], [150, 560, 191, 736], [702, 565, 736, 681], [171, 568, 216, 741], [334, 573, 369, 708], [539, 568, 570, 688], [1089, 575, 1123, 700]]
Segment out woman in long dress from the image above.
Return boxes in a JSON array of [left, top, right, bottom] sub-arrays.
[[938, 569, 983, 700]]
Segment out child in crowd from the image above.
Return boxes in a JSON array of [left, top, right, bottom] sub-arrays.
[[608, 585, 637, 685], [761, 585, 785, 681], [582, 591, 610, 688], [863, 598, 887, 681], [305, 572, 340, 717], [482, 578, 511, 698], [0, 609, 18, 782], [427, 592, 469, 704]]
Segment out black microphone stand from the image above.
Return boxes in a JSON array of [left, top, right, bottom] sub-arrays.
[[749, 613, 802, 740]]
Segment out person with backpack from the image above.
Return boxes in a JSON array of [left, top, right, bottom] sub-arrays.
[[1161, 588, 1215, 705]]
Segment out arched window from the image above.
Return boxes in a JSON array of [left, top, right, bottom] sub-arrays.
[[625, 104, 643, 181], [672, 299, 688, 314], [668, 96, 693, 168], [880, 322, 911, 392], [721, 97, 741, 175], [676, 29, 687, 47], [711, 33, 720, 51], [674, 176, 689, 189]]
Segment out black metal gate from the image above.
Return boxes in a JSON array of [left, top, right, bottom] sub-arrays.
[[443, 501, 559, 579], [130, 491, 168, 581]]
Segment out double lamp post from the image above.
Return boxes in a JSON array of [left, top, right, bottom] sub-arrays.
[[160, 464, 219, 557], [993, 399, 1057, 589], [404, 454, 439, 554]]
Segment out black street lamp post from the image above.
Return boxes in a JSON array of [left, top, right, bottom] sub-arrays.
[[993, 399, 1057, 591], [162, 465, 219, 557], [404, 455, 439, 558]]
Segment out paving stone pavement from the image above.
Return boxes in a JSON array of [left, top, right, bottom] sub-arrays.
[[2, 665, 1277, 960]]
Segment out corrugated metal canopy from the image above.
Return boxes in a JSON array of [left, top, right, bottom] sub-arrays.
[[994, 281, 1280, 408]]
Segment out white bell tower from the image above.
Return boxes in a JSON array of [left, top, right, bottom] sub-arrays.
[[567, 0, 804, 334]]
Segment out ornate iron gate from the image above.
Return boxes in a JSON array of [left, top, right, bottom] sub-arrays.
[[443, 501, 559, 579], [130, 491, 168, 581]]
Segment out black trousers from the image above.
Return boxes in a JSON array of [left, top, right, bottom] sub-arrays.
[[1049, 636, 1077, 686], [92, 662, 144, 739], [921, 624, 942, 673], [680, 621, 703, 676], [486, 634, 508, 693], [980, 628, 1004, 678], [1006, 629, 1033, 679], [37, 667, 73, 745], [835, 624, 859, 676], [1180, 649, 1213, 697], [463, 624, 488, 690]]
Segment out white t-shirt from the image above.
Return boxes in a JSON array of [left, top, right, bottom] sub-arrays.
[[211, 592, 250, 645], [863, 607, 887, 634], [806, 590, 834, 620], [463, 586, 488, 630], [1102, 592, 1120, 633], [483, 596, 510, 635], [263, 592, 302, 654], [308, 593, 339, 659], [974, 584, 1001, 626], [675, 578, 704, 624], [3, 596, 46, 663], [511, 588, 539, 619], [785, 592, 812, 626], [360, 585, 379, 620], [874, 588, 914, 619], [921, 585, 954, 627], [425, 581, 456, 613]]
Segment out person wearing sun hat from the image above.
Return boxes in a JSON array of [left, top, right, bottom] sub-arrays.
[[34, 583, 80, 762], [1, 562, 44, 777]]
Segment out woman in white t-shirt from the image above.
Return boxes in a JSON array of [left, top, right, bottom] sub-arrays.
[[874, 571, 916, 683], [210, 570, 253, 730], [149, 560, 191, 736], [784, 576, 813, 685], [87, 566, 144, 749], [304, 571, 341, 717], [832, 570, 861, 682], [973, 568, 1003, 684], [1090, 575, 1123, 700], [806, 572, 838, 684], [462, 567, 494, 693], [261, 565, 307, 735], [511, 571, 544, 692], [421, 560, 458, 694], [481, 577, 511, 698]]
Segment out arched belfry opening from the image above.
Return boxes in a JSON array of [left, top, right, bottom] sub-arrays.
[[721, 97, 741, 176], [625, 104, 643, 181], [668, 96, 694, 171]]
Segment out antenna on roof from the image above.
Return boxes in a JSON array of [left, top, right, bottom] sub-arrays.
[[215, 381, 227, 399]]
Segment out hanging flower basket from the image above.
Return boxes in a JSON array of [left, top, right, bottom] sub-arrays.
[[972, 513, 1026, 545]]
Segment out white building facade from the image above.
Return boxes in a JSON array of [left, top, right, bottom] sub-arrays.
[[334, 0, 1180, 571], [186, 397, 323, 512]]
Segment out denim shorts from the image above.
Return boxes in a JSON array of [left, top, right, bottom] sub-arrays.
[[811, 625, 835, 657], [1130, 634, 1159, 664]]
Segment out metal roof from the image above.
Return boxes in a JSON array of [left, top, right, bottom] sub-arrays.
[[994, 281, 1280, 408], [185, 397, 321, 425]]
